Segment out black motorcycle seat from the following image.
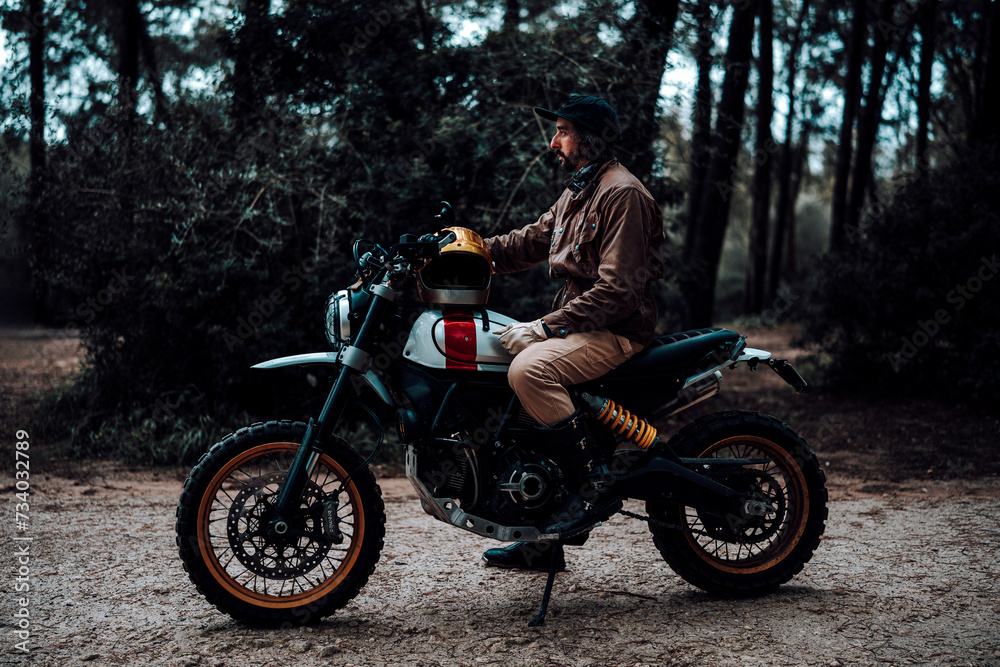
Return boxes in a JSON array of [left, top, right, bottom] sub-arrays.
[[574, 328, 741, 410], [576, 327, 740, 413], [599, 328, 741, 380]]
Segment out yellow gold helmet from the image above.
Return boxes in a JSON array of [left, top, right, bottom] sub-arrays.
[[416, 227, 493, 306]]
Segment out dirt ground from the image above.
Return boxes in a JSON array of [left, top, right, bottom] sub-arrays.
[[1, 327, 999, 666]]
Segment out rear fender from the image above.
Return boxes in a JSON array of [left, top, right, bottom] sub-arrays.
[[252, 353, 396, 406], [733, 348, 810, 393]]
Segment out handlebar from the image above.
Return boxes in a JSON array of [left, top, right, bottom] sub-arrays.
[[387, 229, 455, 264], [354, 229, 457, 287], [354, 202, 458, 285]]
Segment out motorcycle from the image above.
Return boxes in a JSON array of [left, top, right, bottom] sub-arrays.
[[175, 205, 827, 627]]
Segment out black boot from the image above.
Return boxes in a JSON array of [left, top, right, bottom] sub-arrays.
[[482, 541, 566, 572], [481, 531, 590, 571], [537, 413, 623, 540]]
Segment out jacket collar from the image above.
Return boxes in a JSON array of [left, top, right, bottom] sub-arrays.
[[566, 157, 618, 200]]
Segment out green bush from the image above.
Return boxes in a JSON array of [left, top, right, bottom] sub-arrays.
[[800, 143, 1000, 403], [27, 101, 355, 462]]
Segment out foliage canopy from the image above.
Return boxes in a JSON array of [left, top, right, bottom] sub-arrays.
[[2, 0, 998, 463]]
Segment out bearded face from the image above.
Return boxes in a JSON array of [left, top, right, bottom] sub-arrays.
[[550, 120, 587, 173]]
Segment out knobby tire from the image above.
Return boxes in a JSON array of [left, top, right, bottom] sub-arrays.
[[647, 410, 828, 597], [175, 421, 385, 626]]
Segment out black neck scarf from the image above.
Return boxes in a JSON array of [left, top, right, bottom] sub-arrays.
[[569, 158, 609, 195]]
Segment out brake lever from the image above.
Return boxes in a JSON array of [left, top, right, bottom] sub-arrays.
[[437, 230, 457, 249], [416, 230, 456, 249]]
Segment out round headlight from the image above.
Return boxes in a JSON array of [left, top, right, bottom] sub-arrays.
[[325, 291, 348, 348], [325, 289, 371, 348]]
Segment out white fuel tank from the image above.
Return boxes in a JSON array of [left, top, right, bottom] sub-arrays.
[[402, 308, 518, 372]]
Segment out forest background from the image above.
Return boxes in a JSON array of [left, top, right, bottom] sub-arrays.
[[1, 0, 997, 464]]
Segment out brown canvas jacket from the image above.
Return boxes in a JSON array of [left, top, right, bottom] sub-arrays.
[[484, 159, 665, 345]]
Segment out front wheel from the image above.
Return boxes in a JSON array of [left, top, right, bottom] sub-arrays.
[[175, 421, 385, 626], [648, 410, 827, 597]]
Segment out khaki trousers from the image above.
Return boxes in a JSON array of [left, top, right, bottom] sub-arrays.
[[507, 330, 641, 427]]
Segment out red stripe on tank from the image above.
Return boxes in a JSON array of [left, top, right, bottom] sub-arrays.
[[442, 309, 478, 370]]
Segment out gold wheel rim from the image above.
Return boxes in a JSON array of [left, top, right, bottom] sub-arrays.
[[196, 442, 366, 608], [681, 435, 809, 575]]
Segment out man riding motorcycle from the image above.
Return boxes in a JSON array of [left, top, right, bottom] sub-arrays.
[[481, 96, 666, 570]]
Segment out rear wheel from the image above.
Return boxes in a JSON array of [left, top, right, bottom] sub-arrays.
[[176, 421, 385, 626], [647, 410, 827, 596]]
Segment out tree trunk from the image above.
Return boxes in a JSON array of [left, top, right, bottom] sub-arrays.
[[745, 0, 774, 314], [416, 0, 434, 49], [685, 0, 715, 262], [979, 0, 1000, 141], [118, 0, 141, 114], [844, 0, 918, 239], [767, 0, 809, 298], [614, 0, 680, 183], [28, 0, 45, 202], [137, 8, 167, 122], [27, 0, 47, 321], [784, 122, 811, 278], [970, 0, 992, 142], [503, 0, 520, 32], [685, 0, 758, 328], [916, 0, 937, 163], [232, 0, 271, 129], [829, 0, 868, 251]]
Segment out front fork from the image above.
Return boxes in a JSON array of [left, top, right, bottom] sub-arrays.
[[268, 283, 398, 536]]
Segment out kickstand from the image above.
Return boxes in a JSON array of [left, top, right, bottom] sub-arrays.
[[528, 541, 564, 627]]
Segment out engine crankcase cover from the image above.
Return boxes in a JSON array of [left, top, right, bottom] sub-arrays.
[[490, 454, 561, 522]]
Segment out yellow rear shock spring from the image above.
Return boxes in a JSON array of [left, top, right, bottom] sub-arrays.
[[591, 397, 658, 449]]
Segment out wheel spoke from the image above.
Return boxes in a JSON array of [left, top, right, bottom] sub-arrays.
[[202, 449, 366, 599], [675, 441, 802, 564], [178, 430, 387, 627]]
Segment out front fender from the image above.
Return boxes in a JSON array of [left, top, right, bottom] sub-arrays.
[[251, 352, 396, 406]]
